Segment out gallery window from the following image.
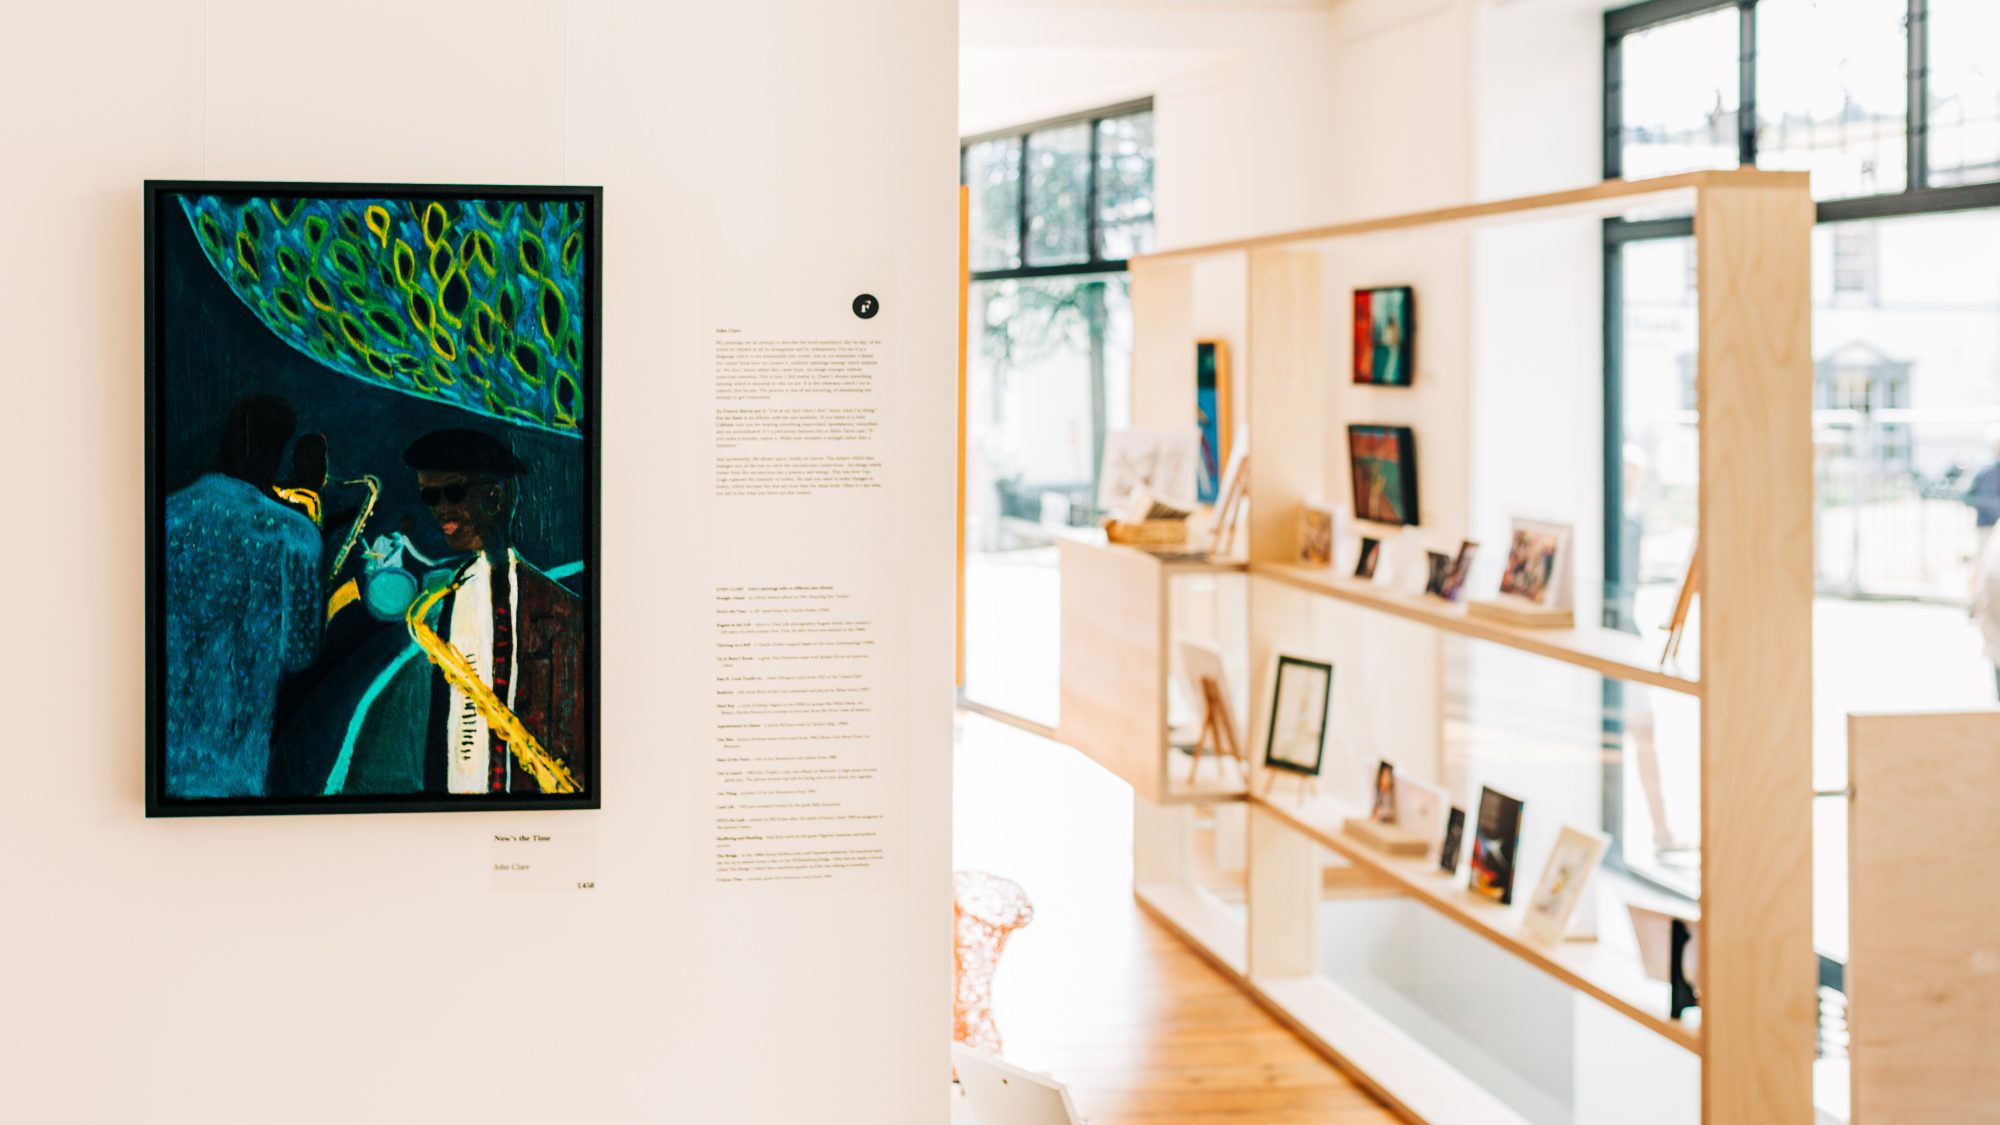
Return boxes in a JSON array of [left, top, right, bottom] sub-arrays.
[[1603, 0, 2000, 1007], [960, 100, 1156, 727]]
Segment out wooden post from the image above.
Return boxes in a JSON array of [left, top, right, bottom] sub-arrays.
[[1695, 179, 1817, 1124], [1130, 261, 1197, 431], [1247, 805, 1319, 979], [1849, 711, 2000, 1120], [1246, 248, 1325, 568]]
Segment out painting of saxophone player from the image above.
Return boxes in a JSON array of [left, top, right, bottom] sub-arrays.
[[147, 181, 599, 815]]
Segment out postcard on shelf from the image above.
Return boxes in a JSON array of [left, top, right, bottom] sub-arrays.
[[1394, 775, 1450, 864], [1470, 518, 1574, 626], [1440, 540, 1477, 602], [1262, 655, 1332, 777], [1467, 786, 1524, 904], [1370, 760, 1396, 821], [1520, 825, 1609, 945], [1627, 902, 1699, 984], [1296, 503, 1343, 567], [1353, 536, 1382, 580], [1352, 286, 1414, 387], [1438, 807, 1467, 875], [1499, 518, 1572, 607], [1423, 550, 1452, 597], [1098, 428, 1200, 513], [1347, 424, 1419, 527]]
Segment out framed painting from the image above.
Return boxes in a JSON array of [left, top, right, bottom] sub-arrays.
[[1352, 285, 1413, 386], [145, 180, 602, 816], [1347, 424, 1419, 527], [1261, 655, 1333, 777], [1195, 339, 1231, 503]]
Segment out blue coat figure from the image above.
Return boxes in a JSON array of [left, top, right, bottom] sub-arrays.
[[164, 396, 322, 797]]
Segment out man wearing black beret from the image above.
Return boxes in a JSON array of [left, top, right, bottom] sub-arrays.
[[403, 428, 585, 794]]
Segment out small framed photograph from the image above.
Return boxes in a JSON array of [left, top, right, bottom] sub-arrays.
[[1520, 825, 1609, 944], [1347, 424, 1419, 527], [1441, 541, 1477, 601], [1262, 655, 1333, 776], [1467, 786, 1525, 904], [1354, 536, 1382, 579], [1438, 807, 1467, 875], [1352, 285, 1414, 387], [1423, 550, 1453, 596], [1497, 518, 1573, 609], [1370, 760, 1396, 821], [1297, 503, 1341, 567]]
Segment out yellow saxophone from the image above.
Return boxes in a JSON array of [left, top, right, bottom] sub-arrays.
[[404, 572, 580, 794]]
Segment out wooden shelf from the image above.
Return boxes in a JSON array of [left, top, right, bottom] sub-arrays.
[[1132, 168, 1803, 263], [1252, 561, 1701, 696], [1165, 749, 1250, 803], [1135, 882, 1248, 978], [1253, 791, 1704, 1055], [1253, 974, 1540, 1125]]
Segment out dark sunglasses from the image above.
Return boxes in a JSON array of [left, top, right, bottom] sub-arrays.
[[420, 482, 493, 506]]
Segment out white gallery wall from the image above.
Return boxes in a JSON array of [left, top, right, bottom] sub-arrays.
[[0, 3, 957, 1123]]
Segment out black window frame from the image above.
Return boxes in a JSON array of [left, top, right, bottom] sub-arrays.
[[960, 98, 1155, 283], [1600, 0, 2000, 980]]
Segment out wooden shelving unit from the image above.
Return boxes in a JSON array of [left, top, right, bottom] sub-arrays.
[[1071, 168, 1818, 1124], [1056, 535, 1250, 806], [1253, 562, 1701, 697], [1254, 790, 1702, 1054]]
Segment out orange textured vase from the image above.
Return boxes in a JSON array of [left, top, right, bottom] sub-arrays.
[[952, 870, 1035, 1055]]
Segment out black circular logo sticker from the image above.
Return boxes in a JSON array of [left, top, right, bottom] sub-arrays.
[[852, 293, 880, 319]]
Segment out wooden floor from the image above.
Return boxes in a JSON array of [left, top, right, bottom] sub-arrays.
[[955, 713, 1397, 1125]]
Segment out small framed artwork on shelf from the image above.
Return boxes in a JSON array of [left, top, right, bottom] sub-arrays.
[[1424, 540, 1476, 602], [1354, 536, 1382, 579], [1423, 551, 1452, 596], [1347, 425, 1419, 526], [1370, 760, 1396, 821], [1438, 807, 1467, 875], [1296, 503, 1342, 567], [1098, 428, 1200, 513], [1520, 825, 1609, 944], [1195, 340, 1231, 504], [1467, 786, 1525, 904], [1346, 760, 1451, 859], [1469, 518, 1574, 627], [1176, 638, 1244, 781], [1261, 655, 1333, 786], [1628, 903, 1702, 1020], [1352, 285, 1414, 386]]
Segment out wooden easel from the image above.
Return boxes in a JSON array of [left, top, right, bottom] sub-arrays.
[[1186, 676, 1246, 783], [1261, 768, 1319, 801], [1661, 539, 1699, 666]]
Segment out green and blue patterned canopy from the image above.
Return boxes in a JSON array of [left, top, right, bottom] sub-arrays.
[[181, 194, 585, 436]]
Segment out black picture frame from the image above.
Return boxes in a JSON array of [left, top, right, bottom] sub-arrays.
[[1351, 284, 1415, 387], [144, 179, 603, 817], [1347, 423, 1420, 527], [1261, 655, 1334, 777], [1438, 807, 1467, 875]]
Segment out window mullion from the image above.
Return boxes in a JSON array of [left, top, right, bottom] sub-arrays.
[[1087, 118, 1102, 265], [1016, 131, 1030, 271], [1605, 35, 1624, 180], [1907, 0, 1929, 191], [1739, 0, 1758, 167]]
